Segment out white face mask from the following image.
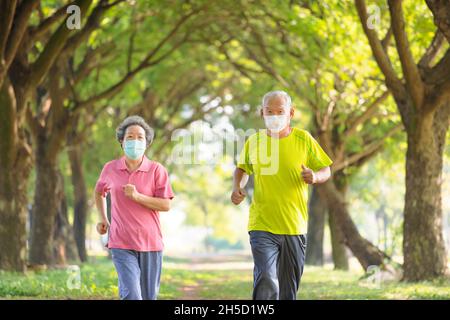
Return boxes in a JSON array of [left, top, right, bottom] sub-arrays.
[[264, 114, 289, 133]]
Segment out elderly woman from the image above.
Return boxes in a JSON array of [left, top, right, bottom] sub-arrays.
[[94, 115, 174, 300]]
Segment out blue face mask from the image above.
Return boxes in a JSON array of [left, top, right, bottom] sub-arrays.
[[123, 139, 146, 160]]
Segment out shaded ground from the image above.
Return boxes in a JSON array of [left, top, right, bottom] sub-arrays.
[[0, 254, 449, 300]]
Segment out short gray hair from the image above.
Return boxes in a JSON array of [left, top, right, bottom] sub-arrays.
[[116, 115, 154, 147], [262, 90, 292, 110]]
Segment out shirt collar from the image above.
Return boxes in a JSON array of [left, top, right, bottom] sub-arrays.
[[117, 155, 151, 172]]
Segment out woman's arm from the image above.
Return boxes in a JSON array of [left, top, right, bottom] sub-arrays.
[[123, 184, 171, 211], [135, 193, 171, 212], [94, 190, 110, 234], [95, 191, 108, 222]]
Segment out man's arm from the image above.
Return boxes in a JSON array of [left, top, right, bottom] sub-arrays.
[[231, 167, 248, 205], [301, 165, 331, 184]]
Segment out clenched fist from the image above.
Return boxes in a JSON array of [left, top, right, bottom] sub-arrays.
[[231, 187, 247, 205], [123, 184, 139, 201], [301, 164, 316, 184], [96, 221, 109, 235]]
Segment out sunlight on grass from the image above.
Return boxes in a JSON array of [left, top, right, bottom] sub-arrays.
[[0, 256, 448, 300], [297, 266, 450, 300]]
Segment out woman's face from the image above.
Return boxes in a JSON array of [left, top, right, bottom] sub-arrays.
[[122, 125, 146, 147]]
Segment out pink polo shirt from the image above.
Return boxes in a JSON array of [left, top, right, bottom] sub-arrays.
[[95, 156, 174, 252]]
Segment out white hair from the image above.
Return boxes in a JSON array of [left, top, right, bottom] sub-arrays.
[[262, 90, 292, 110]]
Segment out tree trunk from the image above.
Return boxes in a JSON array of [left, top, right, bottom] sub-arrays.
[[355, 0, 450, 280], [68, 144, 89, 262], [0, 187, 29, 272], [0, 79, 32, 271], [305, 186, 326, 266], [328, 174, 349, 270], [328, 206, 349, 270], [53, 170, 79, 265], [317, 179, 389, 271], [29, 139, 60, 266], [313, 130, 384, 271], [29, 64, 70, 266], [403, 107, 448, 281]]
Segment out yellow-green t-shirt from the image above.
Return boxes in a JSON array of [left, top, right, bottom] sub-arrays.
[[237, 127, 333, 235]]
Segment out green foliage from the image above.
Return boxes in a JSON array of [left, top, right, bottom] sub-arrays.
[[347, 146, 407, 257], [171, 159, 247, 245], [16, 0, 449, 280]]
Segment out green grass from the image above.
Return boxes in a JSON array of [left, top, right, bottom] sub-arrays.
[[0, 256, 449, 300], [297, 267, 450, 300], [0, 257, 118, 300]]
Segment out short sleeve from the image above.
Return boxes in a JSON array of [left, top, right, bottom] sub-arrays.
[[237, 139, 253, 175], [95, 163, 111, 197], [153, 164, 174, 199], [306, 133, 333, 172]]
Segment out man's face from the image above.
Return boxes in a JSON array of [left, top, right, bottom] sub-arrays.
[[261, 96, 293, 118]]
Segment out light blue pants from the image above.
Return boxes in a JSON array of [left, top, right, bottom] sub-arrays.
[[110, 248, 162, 300]]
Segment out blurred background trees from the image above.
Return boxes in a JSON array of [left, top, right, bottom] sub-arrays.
[[0, 0, 448, 282]]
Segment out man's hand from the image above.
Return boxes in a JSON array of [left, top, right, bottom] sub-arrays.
[[96, 220, 109, 235], [123, 184, 139, 201], [301, 164, 316, 184], [231, 187, 247, 205]]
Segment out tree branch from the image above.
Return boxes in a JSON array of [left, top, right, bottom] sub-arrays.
[[381, 25, 393, 51], [72, 8, 199, 111], [419, 30, 445, 69], [4, 0, 39, 68], [426, 0, 450, 42], [27, 0, 92, 87], [388, 0, 424, 108], [344, 91, 390, 138], [242, 41, 290, 87], [422, 47, 450, 113], [219, 44, 263, 80], [62, 0, 125, 56], [425, 77, 450, 113], [28, 3, 71, 42], [333, 123, 402, 172], [73, 42, 116, 84], [354, 0, 404, 96], [0, 0, 17, 62]]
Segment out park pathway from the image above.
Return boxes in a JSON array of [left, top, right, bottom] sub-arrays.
[[166, 252, 253, 300]]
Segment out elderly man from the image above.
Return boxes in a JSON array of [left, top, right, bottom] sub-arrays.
[[231, 90, 332, 300]]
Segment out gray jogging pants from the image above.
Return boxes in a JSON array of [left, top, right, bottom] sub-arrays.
[[249, 230, 307, 300]]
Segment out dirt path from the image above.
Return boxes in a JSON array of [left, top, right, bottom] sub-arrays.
[[179, 281, 203, 300], [165, 252, 254, 270], [174, 252, 253, 300]]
